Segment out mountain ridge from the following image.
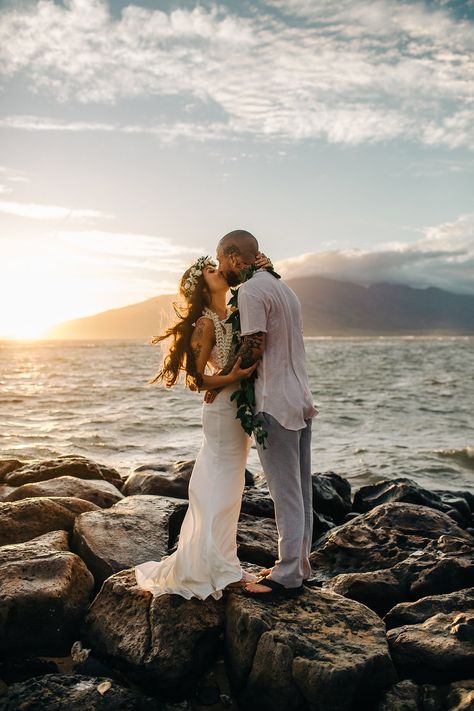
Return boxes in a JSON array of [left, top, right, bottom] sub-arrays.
[[44, 275, 474, 339]]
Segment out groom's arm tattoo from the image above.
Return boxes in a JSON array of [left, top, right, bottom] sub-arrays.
[[237, 332, 265, 367], [219, 331, 266, 374]]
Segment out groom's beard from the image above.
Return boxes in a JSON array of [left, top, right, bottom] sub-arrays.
[[223, 269, 241, 287]]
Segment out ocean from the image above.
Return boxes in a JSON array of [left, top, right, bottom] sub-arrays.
[[1, 337, 473, 493]]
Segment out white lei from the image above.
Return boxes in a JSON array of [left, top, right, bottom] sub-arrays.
[[202, 307, 234, 369]]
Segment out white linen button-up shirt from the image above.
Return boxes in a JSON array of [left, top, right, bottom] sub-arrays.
[[237, 270, 318, 430]]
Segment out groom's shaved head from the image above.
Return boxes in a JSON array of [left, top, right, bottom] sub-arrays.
[[217, 230, 259, 262]]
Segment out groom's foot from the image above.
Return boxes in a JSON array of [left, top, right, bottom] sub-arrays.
[[259, 567, 313, 582], [243, 575, 304, 599]]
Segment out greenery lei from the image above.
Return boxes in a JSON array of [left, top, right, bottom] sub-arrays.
[[226, 264, 281, 448]]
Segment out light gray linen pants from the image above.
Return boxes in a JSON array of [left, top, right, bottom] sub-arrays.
[[255, 412, 313, 587]]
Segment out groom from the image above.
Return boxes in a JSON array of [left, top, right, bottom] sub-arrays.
[[216, 229, 317, 600]]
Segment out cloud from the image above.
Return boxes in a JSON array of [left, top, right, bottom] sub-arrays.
[[276, 213, 474, 295], [0, 200, 114, 220], [0, 0, 473, 148]]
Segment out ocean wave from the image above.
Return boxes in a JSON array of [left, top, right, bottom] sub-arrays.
[[436, 447, 474, 470]]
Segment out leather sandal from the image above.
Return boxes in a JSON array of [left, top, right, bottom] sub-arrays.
[[242, 575, 304, 600]]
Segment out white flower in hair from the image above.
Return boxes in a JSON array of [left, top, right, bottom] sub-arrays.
[[183, 255, 216, 297]]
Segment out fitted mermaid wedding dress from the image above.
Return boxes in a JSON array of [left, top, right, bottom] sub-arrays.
[[134, 310, 254, 600]]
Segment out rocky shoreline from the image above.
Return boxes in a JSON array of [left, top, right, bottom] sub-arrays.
[[0, 454, 473, 710]]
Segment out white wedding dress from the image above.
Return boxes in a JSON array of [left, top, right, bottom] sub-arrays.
[[134, 311, 255, 600]]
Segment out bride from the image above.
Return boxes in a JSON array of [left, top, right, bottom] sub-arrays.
[[134, 252, 271, 600]]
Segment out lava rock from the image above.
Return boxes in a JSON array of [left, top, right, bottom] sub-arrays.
[[312, 471, 352, 524], [325, 536, 474, 616], [309, 502, 473, 584], [4, 475, 124, 508], [0, 459, 24, 482], [0, 530, 94, 656], [387, 611, 474, 683], [225, 586, 397, 711], [236, 513, 278, 567], [71, 494, 188, 587], [1, 455, 123, 491], [0, 673, 163, 710], [353, 478, 472, 527], [0, 496, 100, 546], [82, 568, 225, 699], [385, 587, 474, 630], [124, 460, 254, 499]]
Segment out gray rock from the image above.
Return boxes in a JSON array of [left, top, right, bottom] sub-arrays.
[[353, 478, 472, 527], [236, 513, 278, 567], [312, 471, 352, 524], [82, 568, 225, 699], [0, 496, 100, 546], [1, 454, 123, 490], [0, 673, 163, 710], [71, 495, 188, 586], [387, 611, 474, 683], [0, 530, 94, 656], [4, 476, 124, 508], [225, 586, 397, 711], [309, 502, 473, 584], [385, 587, 474, 630], [325, 537, 474, 616]]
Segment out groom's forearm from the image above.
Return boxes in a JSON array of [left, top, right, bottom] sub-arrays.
[[220, 332, 266, 372]]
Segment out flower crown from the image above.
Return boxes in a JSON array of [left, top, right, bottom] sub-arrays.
[[182, 255, 217, 298]]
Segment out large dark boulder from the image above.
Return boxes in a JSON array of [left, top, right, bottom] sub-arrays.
[[309, 502, 473, 584], [225, 586, 397, 711], [71, 495, 188, 587], [82, 568, 225, 700], [387, 611, 474, 684], [0, 496, 100, 546], [312, 471, 352, 523], [1, 455, 123, 491], [384, 587, 474, 630], [325, 537, 474, 616], [0, 530, 94, 656], [353, 478, 472, 527]]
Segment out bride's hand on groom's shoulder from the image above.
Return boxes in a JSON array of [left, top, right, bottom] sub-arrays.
[[255, 251, 273, 270]]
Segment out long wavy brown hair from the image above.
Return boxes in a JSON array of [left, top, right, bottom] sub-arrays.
[[148, 266, 211, 389]]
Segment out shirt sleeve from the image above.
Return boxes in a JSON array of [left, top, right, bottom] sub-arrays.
[[238, 284, 268, 335]]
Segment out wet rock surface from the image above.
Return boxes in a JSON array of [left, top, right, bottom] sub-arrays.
[[82, 569, 225, 699], [0, 496, 100, 546], [309, 501, 473, 584], [1, 456, 473, 709], [353, 477, 474, 528], [225, 586, 397, 711], [0, 455, 123, 490], [0, 673, 164, 710], [71, 495, 188, 587], [3, 475, 124, 508], [0, 530, 94, 656], [325, 536, 474, 615]]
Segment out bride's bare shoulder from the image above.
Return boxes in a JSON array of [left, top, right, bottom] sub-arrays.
[[191, 316, 214, 342]]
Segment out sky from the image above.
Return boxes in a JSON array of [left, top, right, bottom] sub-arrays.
[[0, 0, 473, 337]]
